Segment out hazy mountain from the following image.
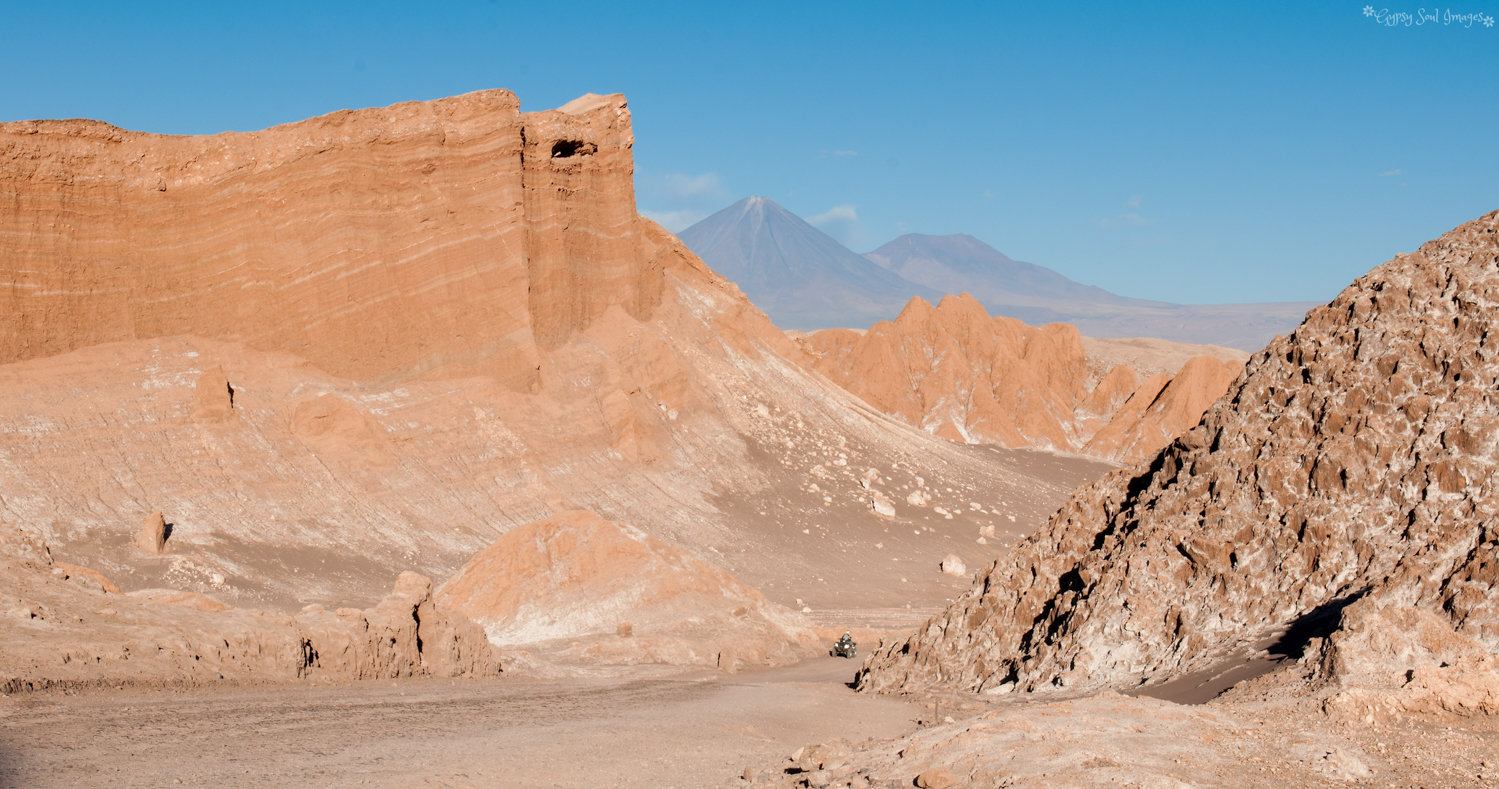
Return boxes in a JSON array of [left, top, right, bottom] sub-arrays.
[[865, 234, 1320, 351], [677, 197, 943, 330], [680, 201, 1317, 351]]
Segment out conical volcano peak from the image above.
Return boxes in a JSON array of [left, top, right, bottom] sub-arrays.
[[679, 199, 939, 330]]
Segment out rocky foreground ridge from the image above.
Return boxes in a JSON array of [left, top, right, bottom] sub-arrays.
[[857, 210, 1499, 697], [805, 294, 1244, 463], [0, 526, 498, 691]]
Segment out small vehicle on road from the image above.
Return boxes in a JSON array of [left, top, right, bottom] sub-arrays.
[[833, 631, 857, 658]]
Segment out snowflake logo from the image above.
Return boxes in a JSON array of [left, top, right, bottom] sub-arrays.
[[1484, 14, 1495, 27], [1363, 5, 1375, 15]]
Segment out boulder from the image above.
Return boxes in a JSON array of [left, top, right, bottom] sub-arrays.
[[916, 767, 957, 789], [135, 509, 167, 554], [1310, 600, 1499, 720], [191, 365, 234, 422]]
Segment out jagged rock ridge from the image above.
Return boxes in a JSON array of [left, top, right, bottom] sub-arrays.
[[858, 210, 1499, 695], [803, 293, 1243, 463]]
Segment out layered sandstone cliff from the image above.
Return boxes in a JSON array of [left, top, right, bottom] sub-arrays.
[[858, 211, 1499, 696], [803, 293, 1243, 462], [0, 90, 655, 390]]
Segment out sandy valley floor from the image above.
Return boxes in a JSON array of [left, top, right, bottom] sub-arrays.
[[0, 657, 916, 789], [8, 654, 1498, 789]]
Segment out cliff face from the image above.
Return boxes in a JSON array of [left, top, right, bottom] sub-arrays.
[[0, 90, 656, 390], [803, 293, 1243, 462], [858, 211, 1499, 696]]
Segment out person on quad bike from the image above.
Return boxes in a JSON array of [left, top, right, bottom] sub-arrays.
[[834, 631, 857, 658]]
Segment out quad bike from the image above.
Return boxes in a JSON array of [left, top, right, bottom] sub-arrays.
[[833, 632, 857, 658]]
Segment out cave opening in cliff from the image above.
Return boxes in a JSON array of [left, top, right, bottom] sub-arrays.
[[551, 139, 596, 159]]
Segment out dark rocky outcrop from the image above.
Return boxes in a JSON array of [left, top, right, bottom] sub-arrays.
[[858, 210, 1499, 696]]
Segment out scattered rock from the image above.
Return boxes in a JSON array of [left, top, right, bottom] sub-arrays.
[[915, 766, 956, 788], [53, 562, 121, 594], [1303, 746, 1372, 781], [939, 555, 966, 577]]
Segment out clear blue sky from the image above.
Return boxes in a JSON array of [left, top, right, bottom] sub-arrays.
[[4, 1, 1495, 304]]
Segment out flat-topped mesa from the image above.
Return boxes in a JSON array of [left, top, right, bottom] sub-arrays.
[[858, 210, 1499, 697], [0, 90, 658, 389]]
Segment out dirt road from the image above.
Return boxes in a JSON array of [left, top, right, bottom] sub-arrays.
[[0, 657, 916, 788]]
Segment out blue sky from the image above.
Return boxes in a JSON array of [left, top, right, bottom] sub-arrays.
[[3, 1, 1495, 304]]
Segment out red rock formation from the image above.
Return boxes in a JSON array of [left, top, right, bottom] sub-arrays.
[[857, 211, 1499, 696], [0, 89, 1105, 667], [51, 561, 122, 594], [0, 90, 653, 392], [1082, 356, 1243, 464], [803, 293, 1242, 461], [1293, 599, 1499, 719], [191, 365, 234, 422]]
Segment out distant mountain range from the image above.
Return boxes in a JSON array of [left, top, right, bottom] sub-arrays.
[[679, 197, 1320, 351], [676, 196, 944, 331]]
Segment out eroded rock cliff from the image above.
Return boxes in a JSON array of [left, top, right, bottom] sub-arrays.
[[0, 529, 499, 690], [0, 90, 656, 391], [803, 293, 1243, 462], [858, 211, 1499, 696]]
